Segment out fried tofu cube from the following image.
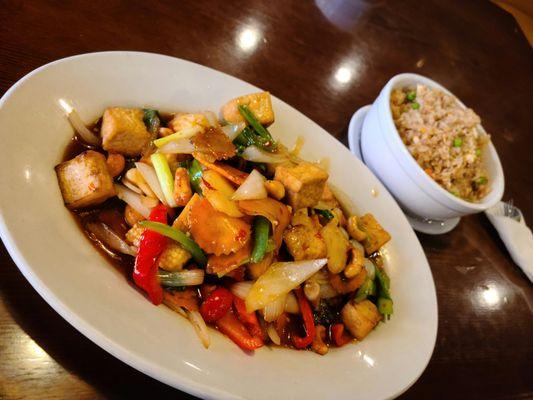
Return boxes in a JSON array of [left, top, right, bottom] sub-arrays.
[[101, 107, 151, 156], [283, 211, 327, 261], [55, 150, 115, 209], [274, 162, 328, 209], [220, 92, 275, 126], [168, 113, 210, 133], [341, 300, 382, 340], [284, 224, 327, 261], [358, 214, 391, 254], [320, 184, 340, 208]]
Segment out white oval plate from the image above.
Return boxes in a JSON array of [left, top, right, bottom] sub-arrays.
[[0, 52, 437, 400]]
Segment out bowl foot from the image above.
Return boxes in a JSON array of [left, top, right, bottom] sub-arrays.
[[348, 105, 371, 160], [405, 214, 460, 235]]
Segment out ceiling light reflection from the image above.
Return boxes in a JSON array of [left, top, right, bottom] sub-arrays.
[[363, 354, 375, 368], [184, 361, 203, 372], [23, 165, 32, 181], [58, 98, 73, 114], [481, 286, 500, 307], [25, 337, 48, 360], [335, 66, 353, 84], [237, 27, 260, 52], [331, 58, 362, 90], [356, 350, 376, 368]]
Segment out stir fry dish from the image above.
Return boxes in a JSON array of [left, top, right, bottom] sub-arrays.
[[55, 92, 393, 354]]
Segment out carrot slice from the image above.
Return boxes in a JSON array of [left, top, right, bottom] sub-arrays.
[[194, 154, 249, 185], [189, 198, 251, 256], [172, 193, 201, 231], [207, 241, 252, 277]]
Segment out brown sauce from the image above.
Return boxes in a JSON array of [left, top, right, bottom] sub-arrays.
[[59, 112, 177, 278]]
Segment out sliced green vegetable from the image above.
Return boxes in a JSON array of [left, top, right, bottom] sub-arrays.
[[237, 105, 277, 151], [158, 269, 205, 287], [188, 159, 203, 195], [354, 278, 376, 302], [374, 266, 391, 299], [250, 216, 270, 264], [151, 153, 177, 207], [139, 221, 207, 266], [475, 148, 482, 157], [377, 297, 393, 319], [477, 176, 488, 185], [153, 126, 201, 148], [453, 137, 463, 147], [411, 102, 420, 110], [374, 265, 393, 318], [233, 126, 274, 153], [406, 91, 416, 102], [143, 109, 160, 134], [314, 208, 334, 220]]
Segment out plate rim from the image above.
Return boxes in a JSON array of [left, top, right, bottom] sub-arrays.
[[0, 51, 438, 400]]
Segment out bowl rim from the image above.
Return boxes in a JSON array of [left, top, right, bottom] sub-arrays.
[[377, 72, 504, 212]]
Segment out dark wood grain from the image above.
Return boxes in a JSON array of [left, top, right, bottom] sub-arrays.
[[0, 0, 532, 399]]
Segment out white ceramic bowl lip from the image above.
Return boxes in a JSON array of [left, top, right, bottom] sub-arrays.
[[376, 73, 504, 213]]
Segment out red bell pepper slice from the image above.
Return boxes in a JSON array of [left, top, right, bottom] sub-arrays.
[[133, 204, 168, 305], [292, 288, 316, 349], [233, 296, 264, 339], [216, 310, 264, 351], [331, 323, 352, 347], [200, 287, 234, 323]]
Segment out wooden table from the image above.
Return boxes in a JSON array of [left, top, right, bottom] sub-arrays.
[[1, 1, 531, 399]]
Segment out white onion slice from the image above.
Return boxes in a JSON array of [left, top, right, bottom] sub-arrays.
[[241, 146, 288, 164], [221, 122, 246, 140], [364, 258, 376, 280], [140, 196, 159, 208], [202, 111, 219, 127], [158, 269, 205, 287], [231, 281, 253, 299], [263, 294, 286, 322], [284, 291, 300, 314], [121, 177, 143, 194], [157, 139, 195, 154], [231, 169, 267, 200], [114, 183, 153, 218], [86, 222, 137, 256], [59, 100, 101, 146], [245, 258, 328, 312], [267, 324, 281, 345], [187, 310, 210, 349], [135, 162, 167, 205]]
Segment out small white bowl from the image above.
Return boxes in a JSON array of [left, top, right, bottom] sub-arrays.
[[360, 73, 504, 234]]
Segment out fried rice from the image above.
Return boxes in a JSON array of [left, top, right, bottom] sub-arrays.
[[390, 84, 490, 202]]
